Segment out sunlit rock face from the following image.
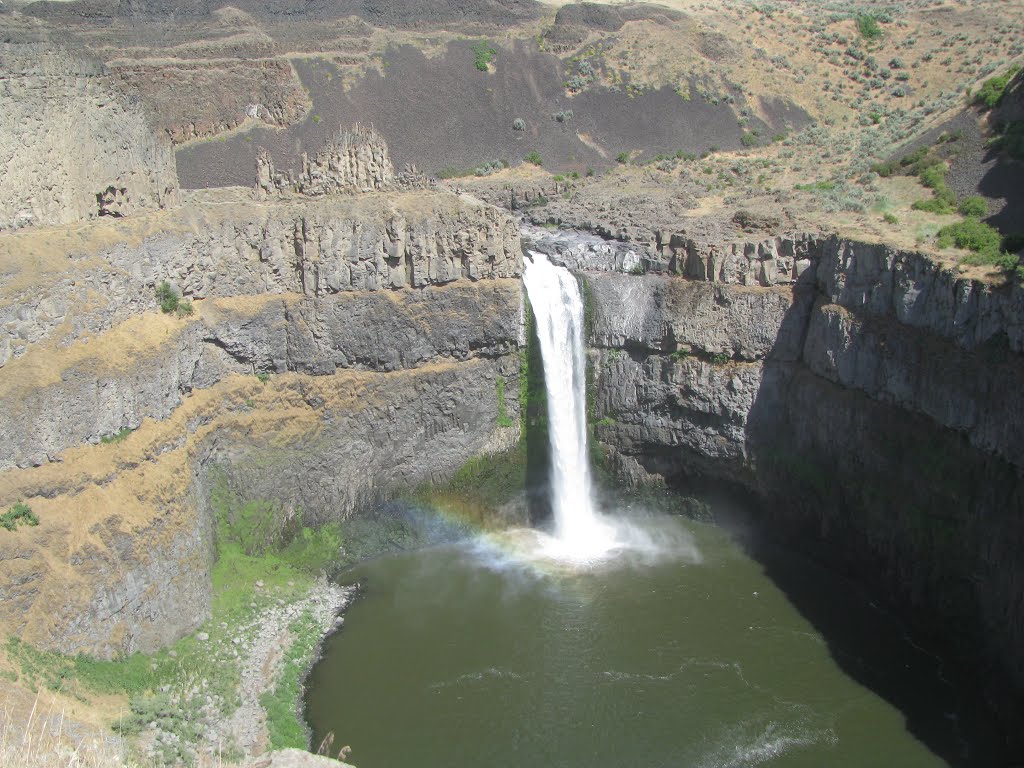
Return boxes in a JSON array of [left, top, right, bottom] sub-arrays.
[[0, 35, 178, 231]]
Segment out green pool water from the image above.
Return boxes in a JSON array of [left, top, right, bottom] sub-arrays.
[[304, 506, 1000, 767]]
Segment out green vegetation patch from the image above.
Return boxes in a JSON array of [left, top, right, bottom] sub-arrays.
[[974, 65, 1021, 109], [496, 377, 514, 428], [211, 469, 343, 572], [990, 120, 1024, 162], [855, 13, 883, 41], [957, 196, 988, 217], [471, 40, 497, 72], [261, 609, 322, 750], [523, 151, 544, 166], [938, 218, 1024, 279], [909, 162, 956, 214], [155, 281, 193, 317], [6, 473, 347, 764], [100, 426, 135, 444], [1, 502, 38, 531], [938, 218, 1003, 254], [428, 447, 528, 511]]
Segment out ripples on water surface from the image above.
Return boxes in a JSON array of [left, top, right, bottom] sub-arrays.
[[305, 506, 1000, 767]]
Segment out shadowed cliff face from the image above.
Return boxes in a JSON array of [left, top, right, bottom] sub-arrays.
[[582, 236, 1024, 758]]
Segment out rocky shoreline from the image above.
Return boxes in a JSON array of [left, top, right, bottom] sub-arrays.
[[134, 578, 359, 765]]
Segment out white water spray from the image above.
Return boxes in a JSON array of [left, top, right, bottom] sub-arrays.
[[522, 251, 616, 560]]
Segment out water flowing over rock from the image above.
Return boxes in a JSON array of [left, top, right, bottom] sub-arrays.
[[522, 251, 613, 558]]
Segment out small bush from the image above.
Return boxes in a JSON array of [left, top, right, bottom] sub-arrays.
[[883, 212, 899, 224], [974, 65, 1021, 109], [471, 41, 496, 72], [912, 198, 954, 214], [958, 196, 988, 217], [1, 503, 38, 531], [565, 75, 588, 92], [937, 218, 1003, 254], [871, 159, 899, 177], [512, 118, 525, 131], [918, 163, 947, 190], [616, 151, 630, 164], [155, 282, 193, 317], [523, 151, 543, 166], [156, 281, 179, 313], [740, 132, 759, 147], [552, 110, 574, 123], [856, 13, 883, 41], [474, 159, 505, 176]]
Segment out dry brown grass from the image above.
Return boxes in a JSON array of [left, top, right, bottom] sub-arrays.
[[1, 694, 127, 768], [0, 694, 260, 768]]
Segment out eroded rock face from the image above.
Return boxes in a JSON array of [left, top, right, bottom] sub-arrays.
[[112, 58, 309, 144], [0, 182, 523, 656], [256, 124, 397, 198], [586, 234, 1024, 731], [0, 281, 522, 471], [0, 36, 178, 231], [0, 356, 519, 658], [0, 191, 522, 365]]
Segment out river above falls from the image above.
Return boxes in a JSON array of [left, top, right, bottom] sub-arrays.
[[304, 500, 1002, 768]]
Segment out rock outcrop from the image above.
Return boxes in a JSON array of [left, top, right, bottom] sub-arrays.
[[0, 34, 178, 231], [0, 355, 519, 658], [0, 189, 521, 368], [256, 124, 397, 199], [0, 181, 523, 655], [583, 234, 1024, 738]]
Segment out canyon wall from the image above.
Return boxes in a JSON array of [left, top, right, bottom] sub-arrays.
[[582, 234, 1024, 726], [0, 190, 524, 658], [0, 35, 178, 231]]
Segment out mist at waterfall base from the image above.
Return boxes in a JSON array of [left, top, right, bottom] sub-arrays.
[[514, 249, 679, 566], [302, 252, 1002, 766]]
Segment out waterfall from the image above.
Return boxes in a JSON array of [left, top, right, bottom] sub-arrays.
[[522, 251, 615, 560]]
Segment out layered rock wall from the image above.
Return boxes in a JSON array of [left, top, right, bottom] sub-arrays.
[[0, 191, 520, 366], [0, 37, 178, 230], [1, 282, 521, 470], [0, 187, 523, 657], [585, 234, 1024, 717]]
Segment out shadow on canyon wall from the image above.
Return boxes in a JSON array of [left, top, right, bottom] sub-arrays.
[[659, 274, 1023, 765]]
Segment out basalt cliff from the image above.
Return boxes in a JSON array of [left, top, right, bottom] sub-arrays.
[[0, 55, 525, 658], [532, 228, 1024, 738], [1, 30, 1023, 761]]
